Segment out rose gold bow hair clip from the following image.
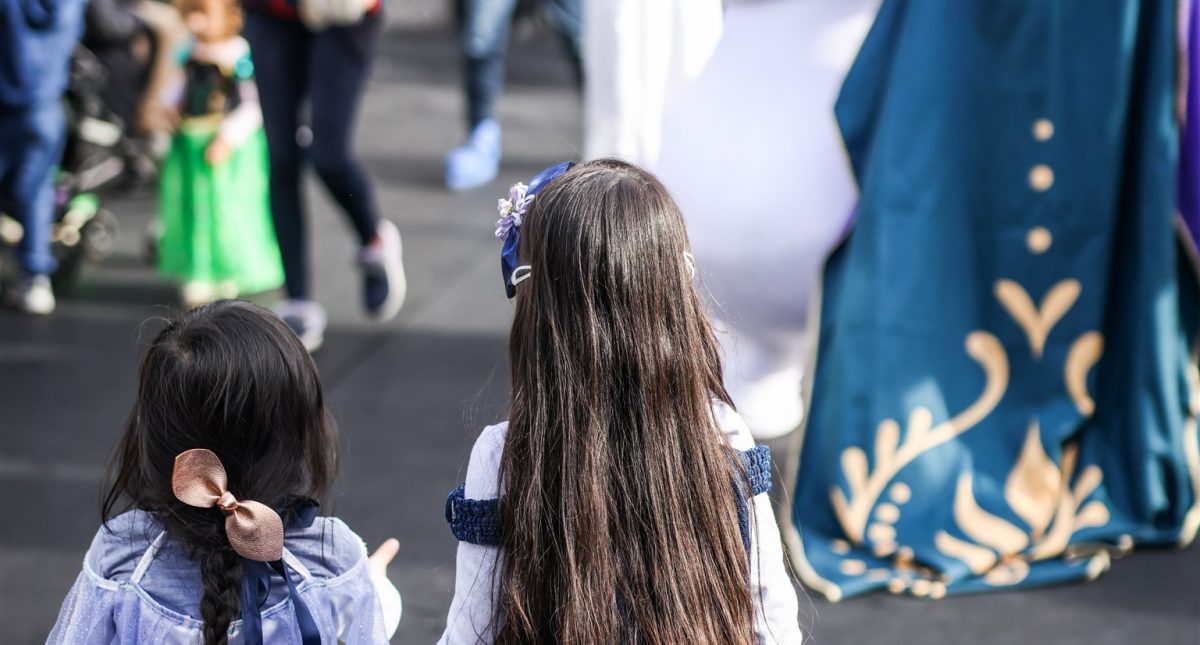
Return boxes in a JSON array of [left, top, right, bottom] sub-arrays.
[[171, 449, 284, 562]]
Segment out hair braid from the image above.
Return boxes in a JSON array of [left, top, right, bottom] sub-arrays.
[[199, 546, 243, 645]]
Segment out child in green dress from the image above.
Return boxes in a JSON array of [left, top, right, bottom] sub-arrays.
[[158, 0, 282, 306]]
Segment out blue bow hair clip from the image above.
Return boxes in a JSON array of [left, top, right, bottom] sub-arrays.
[[495, 161, 574, 298]]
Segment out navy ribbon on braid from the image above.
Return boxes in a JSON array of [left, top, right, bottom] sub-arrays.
[[238, 501, 322, 645]]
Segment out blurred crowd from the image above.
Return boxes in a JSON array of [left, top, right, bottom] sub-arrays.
[[6, 0, 1200, 642]]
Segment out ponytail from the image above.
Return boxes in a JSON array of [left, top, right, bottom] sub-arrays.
[[199, 545, 243, 645]]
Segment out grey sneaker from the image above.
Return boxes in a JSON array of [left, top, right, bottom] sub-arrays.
[[6, 273, 56, 315], [276, 299, 327, 352], [359, 219, 406, 322]]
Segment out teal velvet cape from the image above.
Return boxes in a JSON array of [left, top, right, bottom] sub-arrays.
[[788, 0, 1200, 600]]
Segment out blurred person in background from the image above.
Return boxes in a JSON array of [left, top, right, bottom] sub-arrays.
[[0, 0, 87, 314], [444, 0, 582, 191], [655, 0, 881, 443], [82, 0, 188, 167], [583, 0, 722, 167], [82, 0, 153, 134], [156, 0, 283, 307], [243, 0, 405, 352]]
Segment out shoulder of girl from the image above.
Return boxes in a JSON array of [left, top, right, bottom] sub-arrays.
[[478, 422, 508, 446], [86, 510, 160, 579], [713, 402, 756, 450], [174, 41, 194, 66], [303, 515, 362, 546], [469, 423, 507, 466], [232, 38, 254, 78], [461, 423, 507, 498], [286, 516, 370, 571]]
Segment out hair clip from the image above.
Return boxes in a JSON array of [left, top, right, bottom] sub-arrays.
[[172, 449, 284, 561], [684, 252, 696, 279], [511, 265, 533, 286], [499, 161, 575, 298], [172, 449, 322, 644]]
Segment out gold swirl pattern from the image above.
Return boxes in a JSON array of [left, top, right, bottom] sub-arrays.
[[995, 279, 1080, 359], [830, 332, 1009, 543], [1065, 332, 1104, 417]]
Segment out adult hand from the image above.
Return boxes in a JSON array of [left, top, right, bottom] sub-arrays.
[[205, 136, 233, 166], [368, 538, 400, 579]]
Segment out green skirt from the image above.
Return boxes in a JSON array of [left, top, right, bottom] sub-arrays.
[[158, 125, 283, 294]]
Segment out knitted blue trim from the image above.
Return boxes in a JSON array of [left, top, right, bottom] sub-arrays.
[[445, 486, 502, 546], [738, 444, 773, 497], [445, 446, 774, 548]]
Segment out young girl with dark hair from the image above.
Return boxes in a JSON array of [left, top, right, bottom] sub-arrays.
[[441, 159, 802, 644], [48, 300, 401, 644]]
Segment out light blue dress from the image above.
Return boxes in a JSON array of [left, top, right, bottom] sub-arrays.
[[48, 510, 391, 644]]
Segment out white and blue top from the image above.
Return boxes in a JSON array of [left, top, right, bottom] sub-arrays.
[[440, 401, 803, 644], [48, 510, 401, 644]]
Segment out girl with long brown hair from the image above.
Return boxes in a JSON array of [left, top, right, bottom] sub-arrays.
[[440, 159, 801, 644]]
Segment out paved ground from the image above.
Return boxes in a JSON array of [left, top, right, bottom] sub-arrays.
[[1, 27, 1198, 645]]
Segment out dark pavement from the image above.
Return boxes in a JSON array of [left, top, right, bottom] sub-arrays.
[[2, 27, 1198, 645]]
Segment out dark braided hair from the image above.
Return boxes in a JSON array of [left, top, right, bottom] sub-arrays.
[[102, 301, 337, 645], [199, 547, 243, 644]]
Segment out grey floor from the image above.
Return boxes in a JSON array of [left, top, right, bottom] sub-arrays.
[[2, 27, 1198, 645]]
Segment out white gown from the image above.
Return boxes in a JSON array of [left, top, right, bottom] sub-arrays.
[[654, 0, 881, 439], [582, 0, 724, 165]]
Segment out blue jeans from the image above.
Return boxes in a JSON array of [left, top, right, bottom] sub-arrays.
[[456, 0, 582, 128], [0, 100, 64, 276], [244, 12, 382, 301]]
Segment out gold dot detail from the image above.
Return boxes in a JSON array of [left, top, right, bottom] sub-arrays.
[[868, 523, 897, 543], [889, 483, 912, 504], [896, 546, 916, 564], [876, 502, 901, 523], [887, 578, 907, 594], [1029, 164, 1055, 192], [930, 581, 948, 599], [831, 539, 851, 555], [1033, 118, 1055, 142], [1026, 226, 1053, 254], [911, 579, 932, 597], [872, 541, 897, 558], [1085, 554, 1110, 581], [840, 559, 868, 576], [868, 568, 892, 582]]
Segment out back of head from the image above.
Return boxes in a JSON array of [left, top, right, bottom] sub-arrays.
[[103, 300, 336, 645], [500, 159, 756, 644]]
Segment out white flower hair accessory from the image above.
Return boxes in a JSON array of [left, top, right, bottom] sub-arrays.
[[495, 182, 535, 240]]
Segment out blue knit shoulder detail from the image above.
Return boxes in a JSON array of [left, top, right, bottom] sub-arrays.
[[445, 486, 501, 546], [445, 446, 772, 547], [738, 444, 773, 497]]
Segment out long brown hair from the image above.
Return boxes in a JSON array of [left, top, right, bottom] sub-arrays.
[[102, 301, 337, 645], [497, 159, 756, 644]]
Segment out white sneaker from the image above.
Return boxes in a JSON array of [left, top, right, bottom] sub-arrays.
[[359, 219, 406, 323], [275, 299, 327, 352], [6, 273, 56, 315]]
